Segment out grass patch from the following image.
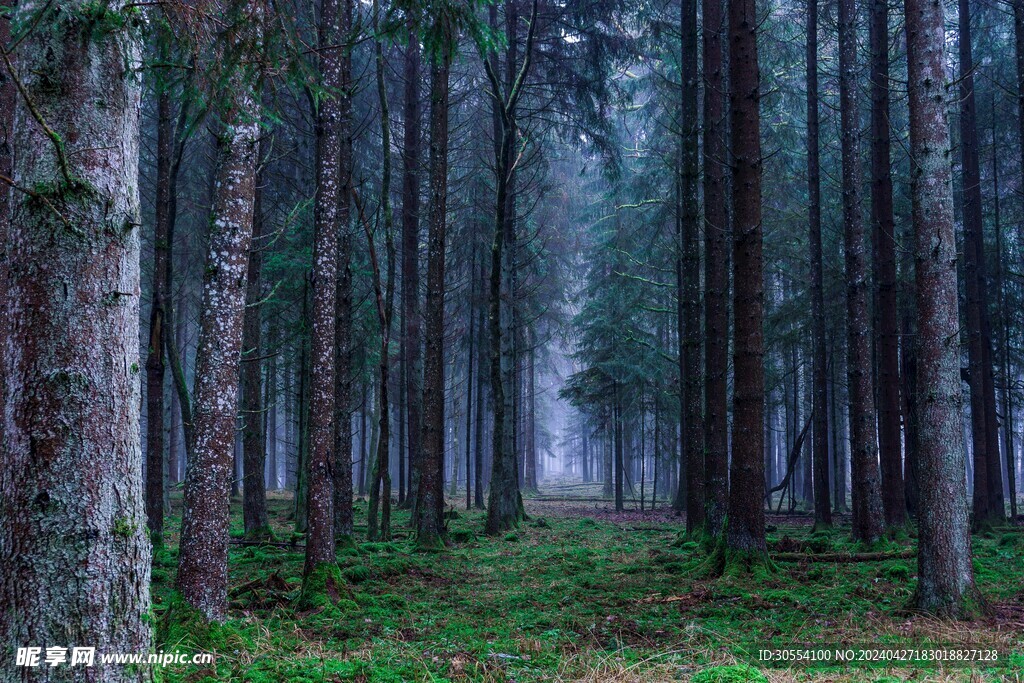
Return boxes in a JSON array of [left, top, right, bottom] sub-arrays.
[[151, 491, 1023, 681]]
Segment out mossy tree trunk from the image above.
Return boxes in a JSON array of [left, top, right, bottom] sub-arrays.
[[0, 0, 151, 674], [177, 0, 263, 622]]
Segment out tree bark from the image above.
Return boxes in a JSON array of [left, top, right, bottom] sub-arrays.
[[402, 26, 423, 513], [484, 0, 539, 534], [725, 0, 768, 558], [333, 0, 355, 543], [0, 0, 151, 672], [840, 0, 885, 543], [177, 3, 263, 621], [703, 0, 730, 539], [241, 133, 270, 540], [416, 31, 454, 550], [959, 0, 1004, 527], [304, 0, 348, 579], [806, 0, 831, 528], [681, 0, 704, 534], [146, 57, 173, 548], [870, 0, 905, 529], [905, 0, 981, 616]]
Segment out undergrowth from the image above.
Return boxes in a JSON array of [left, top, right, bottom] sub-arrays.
[[151, 492, 1024, 681]]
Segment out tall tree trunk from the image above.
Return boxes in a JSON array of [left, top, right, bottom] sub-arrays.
[[681, 0, 704, 534], [905, 0, 981, 615], [333, 0, 355, 542], [146, 58, 173, 548], [416, 31, 454, 551], [870, 0, 905, 528], [840, 0, 885, 543], [523, 331, 538, 492], [241, 133, 271, 540], [484, 0, 539, 534], [703, 0, 730, 538], [366, 0, 397, 542], [266, 317, 279, 490], [0, 0, 151, 670], [177, 4, 263, 620], [402, 25, 423, 514], [723, 0, 768, 561], [474, 289, 488, 508], [959, 0, 1004, 527], [303, 0, 347, 586], [466, 255, 477, 508], [992, 114, 1017, 520], [806, 0, 831, 528]]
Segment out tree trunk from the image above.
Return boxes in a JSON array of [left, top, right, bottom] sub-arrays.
[[145, 62, 173, 548], [333, 0, 355, 542], [992, 113, 1017, 521], [241, 133, 271, 540], [905, 0, 981, 616], [869, 0, 904, 529], [614, 390, 625, 512], [812, 10, 831, 522], [304, 0, 348, 580], [177, 5, 263, 620], [703, 0, 730, 538], [724, 0, 768, 559], [839, 0, 884, 543], [959, 0, 1004, 527], [402, 25, 423, 514], [0, 0, 151, 671], [474, 289, 488, 508], [680, 0, 704, 534], [484, 0, 540, 534], [416, 34, 454, 550]]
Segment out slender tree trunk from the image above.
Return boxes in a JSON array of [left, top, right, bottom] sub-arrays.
[[474, 291, 487, 508], [177, 3, 263, 621], [959, 0, 1004, 526], [333, 0, 355, 542], [703, 0, 730, 538], [840, 0, 884, 542], [679, 0, 704, 533], [905, 0, 981, 616], [724, 0, 768, 560], [241, 133, 271, 540], [992, 114, 1017, 520], [266, 318, 279, 490], [0, 0, 151, 670], [806, 0, 831, 528], [402, 25, 423, 514], [303, 0, 348, 583], [484, 0, 540, 534], [145, 63, 173, 548], [466, 256, 477, 508], [614, 389, 625, 512], [366, 0, 396, 542], [869, 0, 904, 528], [416, 33, 454, 550]]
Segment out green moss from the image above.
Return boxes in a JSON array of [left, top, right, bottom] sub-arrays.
[[112, 516, 138, 538], [692, 665, 768, 683], [294, 562, 348, 612], [343, 565, 371, 584], [448, 528, 475, 543]]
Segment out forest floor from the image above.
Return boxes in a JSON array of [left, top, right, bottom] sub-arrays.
[[153, 482, 1024, 682]]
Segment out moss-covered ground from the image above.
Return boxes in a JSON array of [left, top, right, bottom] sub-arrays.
[[153, 488, 1024, 682]]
